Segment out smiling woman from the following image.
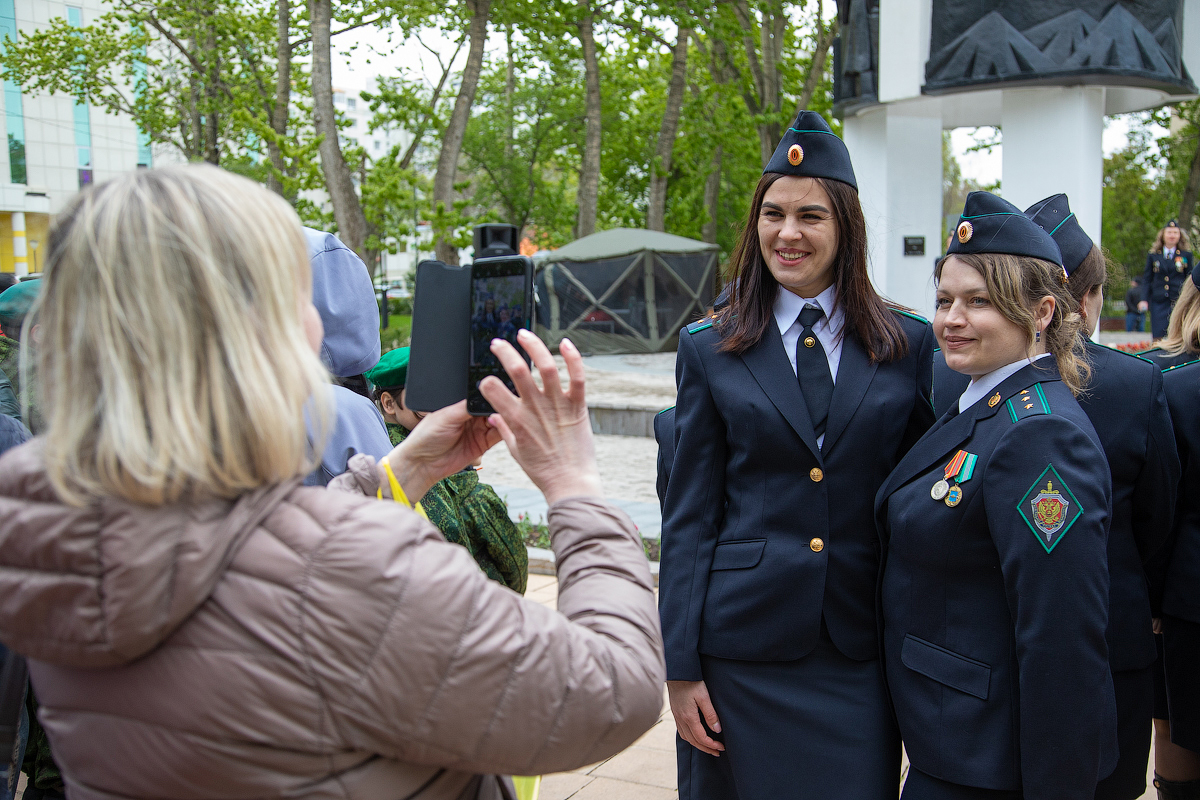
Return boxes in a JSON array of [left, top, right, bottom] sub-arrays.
[[658, 110, 936, 800]]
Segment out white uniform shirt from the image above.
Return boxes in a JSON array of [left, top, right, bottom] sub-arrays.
[[957, 352, 1054, 414]]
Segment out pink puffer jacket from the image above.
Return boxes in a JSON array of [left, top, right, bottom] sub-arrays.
[[0, 443, 664, 799]]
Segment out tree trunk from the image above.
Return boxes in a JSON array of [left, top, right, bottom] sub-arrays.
[[702, 144, 723, 244], [432, 0, 492, 265], [647, 26, 690, 232], [310, 0, 368, 259], [575, 0, 602, 239], [1179, 134, 1200, 240], [266, 0, 290, 196], [795, 0, 833, 115]]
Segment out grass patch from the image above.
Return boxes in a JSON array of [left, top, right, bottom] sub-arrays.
[[381, 314, 412, 352], [516, 513, 659, 562]]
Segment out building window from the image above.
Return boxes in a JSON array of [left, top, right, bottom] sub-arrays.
[[334, 91, 345, 105], [374, 140, 380, 151], [66, 7, 92, 187], [347, 97, 356, 110], [0, 0, 26, 184]]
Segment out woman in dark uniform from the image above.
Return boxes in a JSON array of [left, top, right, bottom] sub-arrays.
[[659, 111, 935, 800], [1141, 273, 1200, 370], [878, 191, 1117, 800], [1152, 271, 1200, 800], [1024, 194, 1180, 800], [1144, 220, 1193, 340]]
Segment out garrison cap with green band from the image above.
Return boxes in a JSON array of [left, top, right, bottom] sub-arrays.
[[947, 191, 1064, 270], [1024, 194, 1092, 277], [763, 110, 858, 191], [0, 278, 41, 325], [365, 346, 409, 390]]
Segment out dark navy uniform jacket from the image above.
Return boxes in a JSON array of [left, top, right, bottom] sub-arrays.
[[1140, 347, 1198, 372], [877, 361, 1117, 799], [659, 309, 935, 681], [1162, 361, 1200, 627], [1078, 342, 1179, 669], [653, 407, 675, 513], [936, 344, 1178, 669], [1144, 249, 1194, 304], [932, 348, 969, 419]]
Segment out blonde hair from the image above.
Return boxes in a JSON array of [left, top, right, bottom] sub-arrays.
[[1153, 226, 1191, 253], [936, 253, 1091, 395], [1161, 280, 1200, 357], [34, 165, 331, 506]]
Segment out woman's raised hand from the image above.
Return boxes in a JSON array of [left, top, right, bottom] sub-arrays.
[[480, 330, 602, 505], [386, 402, 501, 503]]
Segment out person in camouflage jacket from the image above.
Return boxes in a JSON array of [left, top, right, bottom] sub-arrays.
[[367, 347, 528, 593]]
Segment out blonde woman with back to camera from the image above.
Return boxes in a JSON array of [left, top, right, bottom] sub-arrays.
[[0, 165, 664, 799]]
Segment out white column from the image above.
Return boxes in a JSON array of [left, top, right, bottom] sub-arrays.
[[844, 105, 943, 318], [11, 211, 27, 278], [1001, 87, 1105, 245]]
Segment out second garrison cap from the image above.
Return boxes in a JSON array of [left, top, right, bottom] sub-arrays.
[[763, 110, 857, 191], [365, 346, 409, 390], [1024, 194, 1092, 276], [948, 191, 1063, 270], [0, 278, 41, 323]]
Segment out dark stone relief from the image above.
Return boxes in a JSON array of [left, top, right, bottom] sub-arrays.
[[833, 0, 880, 117], [925, 0, 1194, 95]]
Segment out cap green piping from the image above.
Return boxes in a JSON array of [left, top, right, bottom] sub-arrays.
[[1048, 212, 1075, 236]]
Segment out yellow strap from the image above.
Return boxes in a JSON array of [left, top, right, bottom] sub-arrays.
[[376, 460, 429, 520]]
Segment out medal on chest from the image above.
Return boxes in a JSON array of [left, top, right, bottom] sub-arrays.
[[931, 449, 978, 506], [1177, 255, 1186, 272]]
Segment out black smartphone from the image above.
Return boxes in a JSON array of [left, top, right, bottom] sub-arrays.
[[467, 256, 534, 415], [405, 260, 471, 413]]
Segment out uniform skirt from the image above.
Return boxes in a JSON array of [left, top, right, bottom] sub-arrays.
[[1164, 615, 1200, 752], [678, 629, 900, 800]]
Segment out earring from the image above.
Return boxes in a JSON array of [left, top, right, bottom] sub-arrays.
[[1036, 330, 1041, 343]]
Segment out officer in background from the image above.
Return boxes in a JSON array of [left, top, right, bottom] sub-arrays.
[[1026, 193, 1180, 800], [1126, 277, 1145, 332], [365, 347, 529, 593], [1143, 220, 1193, 339], [878, 191, 1116, 800]]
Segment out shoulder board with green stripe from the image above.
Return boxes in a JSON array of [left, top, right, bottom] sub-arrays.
[[1138, 346, 1164, 356], [891, 308, 929, 325], [655, 405, 676, 416], [1095, 341, 1156, 365], [1163, 358, 1200, 373], [1006, 384, 1051, 422], [687, 317, 715, 334]]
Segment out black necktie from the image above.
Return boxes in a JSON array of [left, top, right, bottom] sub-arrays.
[[796, 304, 833, 438]]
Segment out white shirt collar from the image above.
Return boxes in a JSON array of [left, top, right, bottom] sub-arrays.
[[957, 353, 1053, 413], [773, 283, 841, 338]]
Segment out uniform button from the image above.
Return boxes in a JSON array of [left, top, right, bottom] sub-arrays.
[[810, 537, 824, 552], [810, 467, 823, 482]]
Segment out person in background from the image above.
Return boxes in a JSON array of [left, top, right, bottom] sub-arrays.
[[303, 228, 393, 485], [366, 346, 528, 593], [1157, 360, 1200, 800], [0, 279, 40, 431], [0, 165, 664, 798], [1127, 277, 1146, 332], [0, 414, 29, 800], [1143, 221, 1194, 339], [1140, 270, 1200, 371], [1026, 193, 1179, 800], [879, 191, 1116, 799]]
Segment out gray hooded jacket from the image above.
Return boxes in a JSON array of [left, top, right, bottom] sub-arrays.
[[303, 229, 393, 485]]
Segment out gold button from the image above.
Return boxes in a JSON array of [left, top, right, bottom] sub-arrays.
[[810, 467, 823, 482], [810, 537, 824, 552], [804, 336, 816, 348]]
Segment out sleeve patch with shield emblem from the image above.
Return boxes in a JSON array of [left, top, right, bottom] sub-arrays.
[[1017, 465, 1084, 554]]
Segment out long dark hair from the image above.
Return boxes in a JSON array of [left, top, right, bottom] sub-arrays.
[[715, 173, 909, 362]]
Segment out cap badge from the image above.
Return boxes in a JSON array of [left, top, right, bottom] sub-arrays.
[[957, 220, 973, 244], [787, 144, 804, 167]]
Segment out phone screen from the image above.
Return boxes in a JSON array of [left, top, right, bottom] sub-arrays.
[[468, 257, 533, 415]]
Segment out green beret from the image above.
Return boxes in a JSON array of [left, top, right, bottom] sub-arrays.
[[0, 278, 40, 322], [365, 346, 409, 389]]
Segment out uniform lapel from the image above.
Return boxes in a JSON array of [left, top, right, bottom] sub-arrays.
[[821, 332, 878, 454], [740, 322, 822, 462], [877, 360, 1061, 503]]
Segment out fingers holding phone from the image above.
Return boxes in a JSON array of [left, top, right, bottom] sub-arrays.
[[482, 332, 601, 505]]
